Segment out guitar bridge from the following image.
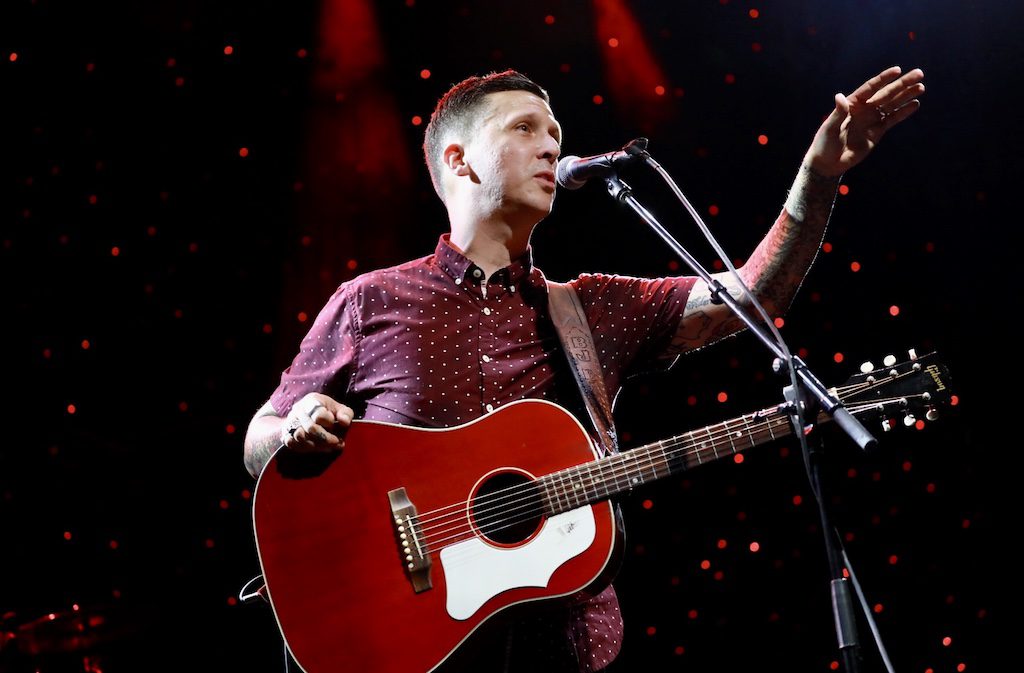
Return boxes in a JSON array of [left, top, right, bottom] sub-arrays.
[[388, 487, 432, 593]]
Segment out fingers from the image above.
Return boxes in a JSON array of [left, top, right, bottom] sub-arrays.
[[868, 81, 925, 120], [848, 65, 904, 102], [280, 394, 353, 452], [879, 98, 921, 131], [850, 67, 925, 108]]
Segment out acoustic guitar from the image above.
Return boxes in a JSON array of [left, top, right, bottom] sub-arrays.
[[253, 352, 952, 672]]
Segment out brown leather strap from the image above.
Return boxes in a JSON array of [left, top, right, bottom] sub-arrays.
[[547, 281, 619, 457]]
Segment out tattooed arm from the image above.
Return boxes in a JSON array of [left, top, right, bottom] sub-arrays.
[[669, 167, 837, 352], [669, 65, 925, 354], [244, 394, 354, 478]]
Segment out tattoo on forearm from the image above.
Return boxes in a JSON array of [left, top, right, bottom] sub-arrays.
[[674, 309, 713, 343], [745, 164, 839, 317], [784, 164, 840, 223], [245, 434, 280, 478], [667, 164, 838, 355]]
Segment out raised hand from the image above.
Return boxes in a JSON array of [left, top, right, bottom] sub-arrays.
[[805, 66, 925, 177]]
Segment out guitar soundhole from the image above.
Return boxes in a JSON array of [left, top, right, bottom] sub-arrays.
[[472, 472, 543, 546]]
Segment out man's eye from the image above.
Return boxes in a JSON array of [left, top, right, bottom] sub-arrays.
[[516, 123, 530, 132]]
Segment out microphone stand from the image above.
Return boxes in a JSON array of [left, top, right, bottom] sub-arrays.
[[597, 148, 879, 673]]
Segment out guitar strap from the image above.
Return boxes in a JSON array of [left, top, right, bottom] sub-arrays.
[[546, 281, 619, 458]]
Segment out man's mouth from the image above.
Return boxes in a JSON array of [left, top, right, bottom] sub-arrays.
[[535, 171, 556, 187]]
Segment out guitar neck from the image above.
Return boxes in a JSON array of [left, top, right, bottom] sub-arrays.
[[539, 403, 799, 516]]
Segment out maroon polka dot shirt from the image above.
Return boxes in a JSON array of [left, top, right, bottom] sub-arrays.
[[270, 235, 695, 671]]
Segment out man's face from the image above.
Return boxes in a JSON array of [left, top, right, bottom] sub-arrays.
[[462, 90, 563, 220]]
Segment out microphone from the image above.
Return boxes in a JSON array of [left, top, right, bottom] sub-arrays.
[[555, 138, 649, 190]]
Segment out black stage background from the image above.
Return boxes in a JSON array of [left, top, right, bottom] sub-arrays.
[[2, 1, 1015, 671]]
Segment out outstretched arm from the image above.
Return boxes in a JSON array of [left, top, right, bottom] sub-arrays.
[[669, 66, 925, 353]]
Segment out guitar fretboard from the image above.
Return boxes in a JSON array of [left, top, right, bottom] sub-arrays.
[[537, 404, 794, 516]]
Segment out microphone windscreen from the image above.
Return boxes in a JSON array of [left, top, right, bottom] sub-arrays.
[[555, 155, 583, 190]]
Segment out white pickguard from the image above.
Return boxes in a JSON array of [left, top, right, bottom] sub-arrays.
[[439, 507, 596, 621]]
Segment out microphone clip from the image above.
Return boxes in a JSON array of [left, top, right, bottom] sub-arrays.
[[556, 137, 649, 190]]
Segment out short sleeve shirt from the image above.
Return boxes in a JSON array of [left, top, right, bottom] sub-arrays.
[[269, 235, 695, 671]]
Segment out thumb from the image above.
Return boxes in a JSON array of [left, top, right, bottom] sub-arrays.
[[828, 93, 850, 124]]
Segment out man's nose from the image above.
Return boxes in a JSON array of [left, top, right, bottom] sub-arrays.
[[541, 137, 560, 163]]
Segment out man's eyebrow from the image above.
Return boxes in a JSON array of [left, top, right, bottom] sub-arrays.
[[511, 110, 562, 142]]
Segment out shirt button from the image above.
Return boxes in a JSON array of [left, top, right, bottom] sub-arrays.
[[471, 268, 484, 279], [482, 354, 491, 362], [483, 307, 492, 316], [486, 403, 494, 412]]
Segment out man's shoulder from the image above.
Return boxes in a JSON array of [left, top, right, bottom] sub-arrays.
[[337, 253, 437, 294]]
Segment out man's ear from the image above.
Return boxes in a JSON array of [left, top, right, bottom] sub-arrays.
[[443, 143, 472, 177]]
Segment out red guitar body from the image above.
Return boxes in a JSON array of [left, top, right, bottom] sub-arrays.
[[253, 400, 620, 673]]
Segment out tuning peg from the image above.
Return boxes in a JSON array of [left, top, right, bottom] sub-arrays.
[[860, 361, 875, 373], [908, 348, 918, 361], [882, 418, 894, 432], [883, 354, 897, 367], [903, 412, 916, 427], [926, 407, 940, 421]]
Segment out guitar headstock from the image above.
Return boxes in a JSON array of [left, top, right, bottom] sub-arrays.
[[836, 350, 954, 432]]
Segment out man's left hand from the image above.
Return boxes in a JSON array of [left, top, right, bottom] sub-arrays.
[[805, 65, 925, 178]]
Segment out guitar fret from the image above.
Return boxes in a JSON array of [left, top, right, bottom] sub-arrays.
[[740, 413, 756, 450], [598, 460, 611, 499], [589, 465, 602, 501], [565, 467, 573, 510], [541, 476, 555, 515], [657, 440, 670, 480], [691, 431, 703, 466], [651, 444, 667, 479], [648, 445, 659, 481], [613, 454, 627, 492], [706, 426, 718, 461], [725, 420, 738, 454], [552, 474, 563, 512], [631, 448, 644, 487], [637, 446, 650, 484]]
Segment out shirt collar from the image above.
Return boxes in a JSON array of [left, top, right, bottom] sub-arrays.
[[434, 234, 536, 289]]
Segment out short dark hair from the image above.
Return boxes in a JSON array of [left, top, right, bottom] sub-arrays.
[[423, 69, 549, 201]]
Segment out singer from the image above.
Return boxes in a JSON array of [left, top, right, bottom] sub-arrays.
[[244, 67, 924, 672]]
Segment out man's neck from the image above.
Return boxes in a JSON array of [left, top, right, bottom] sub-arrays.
[[449, 215, 534, 279]]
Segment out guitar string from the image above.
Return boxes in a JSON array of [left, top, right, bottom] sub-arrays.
[[404, 374, 924, 553], [411, 375, 888, 539], [417, 389, 925, 554], [408, 376, 886, 533], [416, 385, 930, 554], [430, 412, 796, 560], [428, 397, 921, 563], [415, 410, 788, 539], [412, 377, 907, 550], [415, 369, 929, 537]]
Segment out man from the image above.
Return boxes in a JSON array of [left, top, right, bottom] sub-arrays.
[[244, 67, 924, 671]]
